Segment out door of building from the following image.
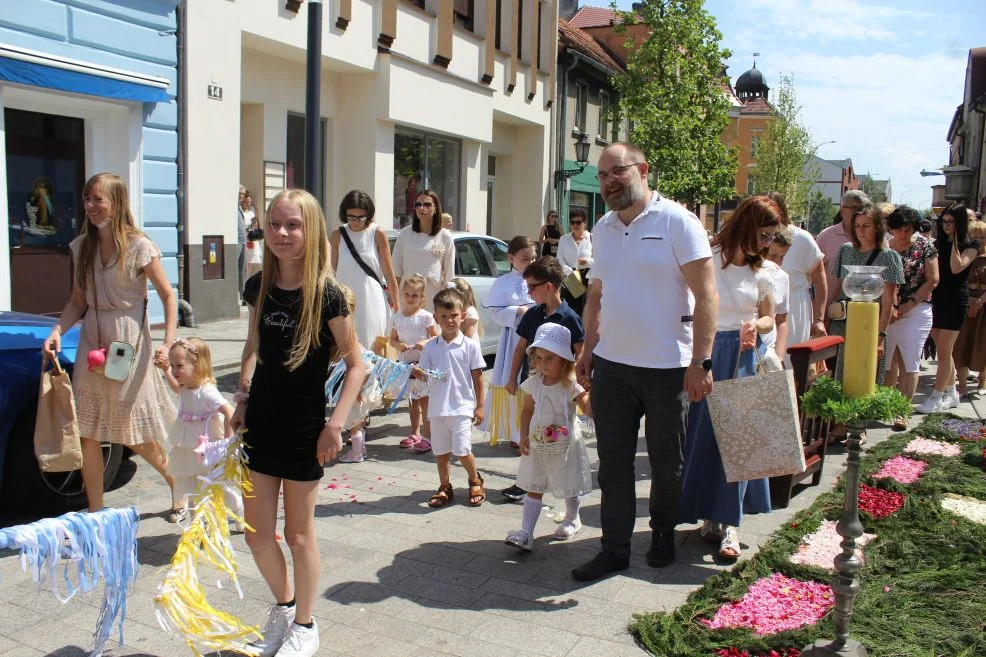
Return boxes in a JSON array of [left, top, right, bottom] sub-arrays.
[[5, 108, 86, 315]]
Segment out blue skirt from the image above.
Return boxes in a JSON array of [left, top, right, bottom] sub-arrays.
[[679, 330, 772, 527]]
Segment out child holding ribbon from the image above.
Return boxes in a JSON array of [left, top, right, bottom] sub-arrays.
[[505, 323, 592, 550], [159, 337, 241, 524], [391, 274, 439, 452]]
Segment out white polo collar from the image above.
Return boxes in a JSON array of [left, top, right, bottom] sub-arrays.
[[598, 191, 662, 230], [437, 331, 465, 347]]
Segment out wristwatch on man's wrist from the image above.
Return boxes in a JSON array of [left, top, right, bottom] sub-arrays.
[[690, 357, 713, 372]]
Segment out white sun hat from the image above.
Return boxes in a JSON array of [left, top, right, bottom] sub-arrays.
[[526, 322, 575, 362]]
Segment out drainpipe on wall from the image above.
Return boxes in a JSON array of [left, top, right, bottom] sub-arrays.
[[175, 1, 196, 327], [555, 52, 581, 223]]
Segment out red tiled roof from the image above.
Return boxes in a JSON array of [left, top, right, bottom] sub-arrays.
[[558, 18, 624, 74], [569, 6, 621, 28], [740, 97, 774, 114]]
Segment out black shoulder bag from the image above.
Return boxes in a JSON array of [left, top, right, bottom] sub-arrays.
[[339, 227, 387, 291]]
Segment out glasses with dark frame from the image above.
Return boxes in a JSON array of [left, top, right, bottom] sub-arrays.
[[345, 214, 369, 223], [595, 162, 643, 182], [527, 281, 549, 292]]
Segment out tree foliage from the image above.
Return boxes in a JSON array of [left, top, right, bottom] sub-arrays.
[[807, 190, 836, 235], [611, 0, 738, 207], [748, 74, 816, 219], [859, 173, 888, 203]]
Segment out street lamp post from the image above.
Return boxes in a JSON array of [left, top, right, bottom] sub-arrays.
[[553, 132, 591, 187]]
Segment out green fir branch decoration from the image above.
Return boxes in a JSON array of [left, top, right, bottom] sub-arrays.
[[800, 376, 911, 425]]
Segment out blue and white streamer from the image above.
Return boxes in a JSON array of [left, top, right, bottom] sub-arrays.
[[0, 506, 140, 657]]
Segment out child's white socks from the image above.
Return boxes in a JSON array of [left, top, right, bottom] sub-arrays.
[[521, 495, 542, 536]]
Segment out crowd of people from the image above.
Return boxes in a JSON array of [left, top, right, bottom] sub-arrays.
[[38, 142, 985, 657]]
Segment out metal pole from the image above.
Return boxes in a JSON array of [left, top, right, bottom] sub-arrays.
[[304, 0, 323, 200], [802, 420, 869, 657]]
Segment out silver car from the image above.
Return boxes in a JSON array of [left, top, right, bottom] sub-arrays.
[[388, 230, 510, 356]]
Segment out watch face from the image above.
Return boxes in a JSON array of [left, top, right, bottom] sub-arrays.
[[702, 359, 713, 371]]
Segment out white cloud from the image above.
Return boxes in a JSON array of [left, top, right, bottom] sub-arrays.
[[732, 0, 941, 42]]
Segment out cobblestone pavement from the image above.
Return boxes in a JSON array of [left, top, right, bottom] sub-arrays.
[[1, 313, 980, 656]]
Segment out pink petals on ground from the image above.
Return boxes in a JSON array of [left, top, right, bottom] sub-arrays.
[[701, 573, 833, 636], [789, 520, 876, 570], [858, 484, 906, 519], [872, 455, 927, 484], [904, 437, 961, 457]]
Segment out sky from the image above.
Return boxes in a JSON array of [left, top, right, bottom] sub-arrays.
[[602, 0, 984, 209]]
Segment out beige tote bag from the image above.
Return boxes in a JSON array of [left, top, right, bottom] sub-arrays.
[[706, 347, 805, 483], [34, 357, 83, 473]]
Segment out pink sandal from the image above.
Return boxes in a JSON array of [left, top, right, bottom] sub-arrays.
[[399, 434, 422, 448], [410, 438, 432, 454]]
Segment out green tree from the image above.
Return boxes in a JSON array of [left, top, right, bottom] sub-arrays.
[[859, 173, 887, 203], [748, 74, 816, 219], [611, 0, 737, 207], [807, 190, 835, 235]]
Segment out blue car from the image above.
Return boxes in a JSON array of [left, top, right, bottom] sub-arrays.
[[0, 311, 123, 511]]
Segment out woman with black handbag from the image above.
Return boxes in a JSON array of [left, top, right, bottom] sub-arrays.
[[329, 190, 399, 349]]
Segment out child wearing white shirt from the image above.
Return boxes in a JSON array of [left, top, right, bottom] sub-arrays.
[[414, 288, 487, 508]]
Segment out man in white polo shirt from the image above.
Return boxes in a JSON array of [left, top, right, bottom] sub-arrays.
[[572, 143, 718, 581]]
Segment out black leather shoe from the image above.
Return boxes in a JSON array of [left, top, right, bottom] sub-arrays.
[[501, 484, 526, 502], [572, 551, 629, 581], [647, 531, 675, 568]]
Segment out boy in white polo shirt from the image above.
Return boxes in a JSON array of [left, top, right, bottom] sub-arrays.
[[414, 288, 487, 508]]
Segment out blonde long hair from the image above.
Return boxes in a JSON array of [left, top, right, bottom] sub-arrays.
[[252, 189, 337, 371], [75, 173, 143, 291], [449, 277, 483, 336]]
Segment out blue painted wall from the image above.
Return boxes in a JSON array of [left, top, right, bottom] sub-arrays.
[[0, 0, 179, 323]]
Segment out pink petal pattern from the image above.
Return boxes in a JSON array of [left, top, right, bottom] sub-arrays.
[[701, 573, 833, 635], [904, 437, 961, 457], [789, 520, 876, 570], [872, 455, 927, 484]]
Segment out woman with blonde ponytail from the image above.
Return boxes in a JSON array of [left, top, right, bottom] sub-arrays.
[[231, 189, 365, 657]]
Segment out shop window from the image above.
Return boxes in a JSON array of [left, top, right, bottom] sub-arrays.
[[286, 113, 327, 207], [574, 80, 588, 133], [394, 129, 461, 229]]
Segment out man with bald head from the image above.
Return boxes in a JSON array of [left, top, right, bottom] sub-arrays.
[[572, 142, 718, 581]]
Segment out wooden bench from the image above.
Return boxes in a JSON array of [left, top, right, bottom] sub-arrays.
[[769, 335, 844, 508]]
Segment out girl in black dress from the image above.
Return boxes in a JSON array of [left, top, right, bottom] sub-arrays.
[[917, 204, 981, 414], [232, 189, 366, 657]]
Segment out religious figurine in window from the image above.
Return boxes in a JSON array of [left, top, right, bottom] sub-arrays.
[[24, 176, 57, 236]]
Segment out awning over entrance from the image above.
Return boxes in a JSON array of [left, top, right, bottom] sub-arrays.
[[0, 45, 170, 103], [567, 160, 600, 194]]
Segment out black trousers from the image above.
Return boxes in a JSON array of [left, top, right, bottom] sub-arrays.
[[590, 355, 688, 559]]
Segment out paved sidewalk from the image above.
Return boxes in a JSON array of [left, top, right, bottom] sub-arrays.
[[0, 313, 981, 656]]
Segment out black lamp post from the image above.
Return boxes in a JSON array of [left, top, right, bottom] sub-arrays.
[[554, 132, 591, 187]]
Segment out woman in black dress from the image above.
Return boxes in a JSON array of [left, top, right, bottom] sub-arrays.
[[916, 204, 981, 413], [539, 210, 561, 257], [232, 189, 365, 656]]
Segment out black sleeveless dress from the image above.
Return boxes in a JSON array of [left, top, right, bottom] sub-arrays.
[[541, 223, 560, 257], [243, 273, 348, 481]]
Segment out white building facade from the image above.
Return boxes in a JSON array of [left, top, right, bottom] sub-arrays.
[[806, 155, 844, 206], [185, 0, 558, 321]]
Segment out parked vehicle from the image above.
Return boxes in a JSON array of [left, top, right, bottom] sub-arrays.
[[388, 231, 510, 356], [0, 312, 122, 512]]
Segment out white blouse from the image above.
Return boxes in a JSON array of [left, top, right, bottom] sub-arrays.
[[557, 232, 593, 276], [714, 248, 775, 331]]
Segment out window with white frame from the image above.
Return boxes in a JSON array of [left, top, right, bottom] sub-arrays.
[[575, 80, 588, 133], [598, 90, 610, 141]]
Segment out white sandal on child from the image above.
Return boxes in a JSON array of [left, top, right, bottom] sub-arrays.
[[553, 519, 582, 540], [719, 526, 741, 559]]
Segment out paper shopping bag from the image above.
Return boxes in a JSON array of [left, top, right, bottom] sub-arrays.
[[34, 358, 83, 472], [706, 367, 805, 483]]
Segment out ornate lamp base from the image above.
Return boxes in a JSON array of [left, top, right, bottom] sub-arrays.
[[802, 638, 868, 656]]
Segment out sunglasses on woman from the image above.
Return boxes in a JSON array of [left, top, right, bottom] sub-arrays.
[[414, 201, 434, 208]]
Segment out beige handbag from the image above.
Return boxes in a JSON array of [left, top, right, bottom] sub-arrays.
[[34, 357, 83, 472], [706, 345, 805, 483]]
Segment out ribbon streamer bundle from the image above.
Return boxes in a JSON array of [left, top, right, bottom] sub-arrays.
[[0, 506, 140, 657], [325, 350, 446, 413], [154, 432, 260, 656], [486, 385, 523, 446]]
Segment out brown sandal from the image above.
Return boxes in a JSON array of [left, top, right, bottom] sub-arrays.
[[468, 475, 486, 507], [428, 483, 453, 508]]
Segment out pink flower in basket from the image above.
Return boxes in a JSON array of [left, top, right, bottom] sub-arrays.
[[543, 424, 569, 442]]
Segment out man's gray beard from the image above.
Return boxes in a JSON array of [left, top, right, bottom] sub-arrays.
[[604, 180, 644, 211]]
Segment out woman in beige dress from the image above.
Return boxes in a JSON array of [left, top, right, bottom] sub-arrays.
[[43, 173, 177, 512], [391, 189, 455, 310]]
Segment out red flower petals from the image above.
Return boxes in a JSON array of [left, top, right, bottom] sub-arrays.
[[858, 484, 906, 519]]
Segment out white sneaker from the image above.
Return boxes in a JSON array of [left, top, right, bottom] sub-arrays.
[[944, 389, 961, 409], [915, 393, 944, 414], [251, 604, 296, 657], [505, 530, 534, 551], [553, 519, 582, 540], [275, 622, 320, 657]]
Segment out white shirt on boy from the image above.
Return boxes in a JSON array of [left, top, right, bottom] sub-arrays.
[[418, 331, 485, 419]]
